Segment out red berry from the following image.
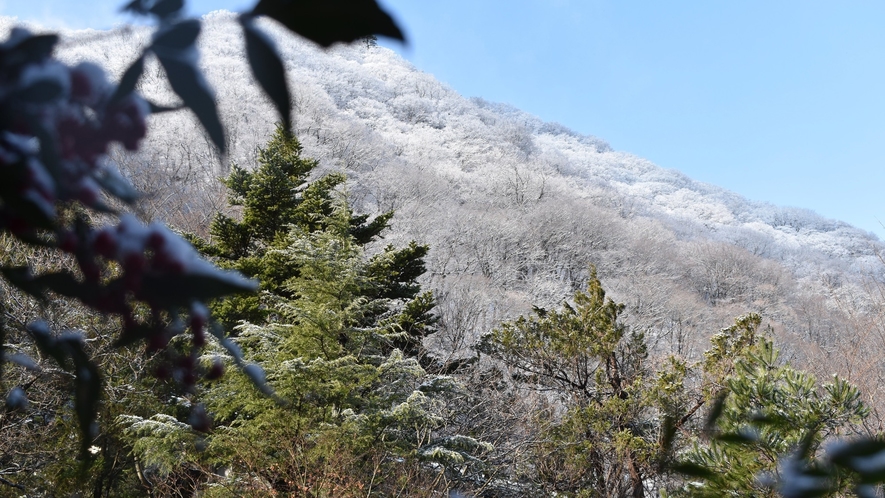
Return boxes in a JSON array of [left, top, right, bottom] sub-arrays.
[[58, 231, 78, 252], [147, 232, 165, 250], [70, 70, 92, 102], [154, 364, 171, 380], [92, 231, 116, 258], [190, 312, 206, 331], [192, 328, 205, 348], [205, 360, 224, 381], [78, 184, 99, 206]]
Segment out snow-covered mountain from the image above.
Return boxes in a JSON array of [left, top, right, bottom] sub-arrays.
[[8, 12, 885, 371]]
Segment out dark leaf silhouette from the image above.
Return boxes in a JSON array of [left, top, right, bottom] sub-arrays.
[[119, 0, 148, 15], [5, 270, 104, 307], [240, 16, 291, 132], [33, 271, 84, 299], [0, 158, 30, 195], [1, 266, 46, 301], [11, 192, 55, 228], [830, 440, 885, 483], [29, 117, 61, 182], [65, 337, 101, 458], [671, 462, 716, 479], [110, 54, 145, 104], [15, 80, 63, 103], [3, 352, 39, 371], [114, 321, 159, 348], [152, 19, 201, 50], [715, 431, 757, 445], [0, 318, 4, 382], [704, 391, 728, 433], [829, 439, 885, 465], [140, 272, 256, 308], [2, 33, 59, 68], [94, 166, 140, 204], [251, 0, 405, 47], [146, 100, 185, 113], [0, 159, 55, 229], [26, 322, 67, 369], [23, 322, 103, 458], [149, 0, 184, 19], [155, 52, 226, 153]]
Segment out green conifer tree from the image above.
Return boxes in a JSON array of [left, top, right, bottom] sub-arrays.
[[117, 130, 486, 495], [481, 267, 681, 497], [200, 126, 435, 360], [671, 316, 870, 497]]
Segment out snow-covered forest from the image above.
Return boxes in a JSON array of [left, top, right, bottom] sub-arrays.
[[4, 9, 885, 496], [41, 12, 885, 367]]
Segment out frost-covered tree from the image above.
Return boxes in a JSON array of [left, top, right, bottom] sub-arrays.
[[200, 126, 436, 361], [117, 129, 488, 495], [198, 209, 450, 494]]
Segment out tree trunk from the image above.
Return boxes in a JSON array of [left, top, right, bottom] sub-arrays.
[[626, 449, 644, 498]]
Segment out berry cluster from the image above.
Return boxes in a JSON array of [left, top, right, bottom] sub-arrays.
[[0, 28, 149, 234], [1, 28, 255, 432], [61, 214, 239, 395]]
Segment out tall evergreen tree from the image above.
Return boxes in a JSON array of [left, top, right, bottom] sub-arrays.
[[201, 126, 435, 361], [117, 129, 487, 496]]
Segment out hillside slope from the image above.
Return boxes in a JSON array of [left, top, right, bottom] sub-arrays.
[[11, 12, 885, 376]]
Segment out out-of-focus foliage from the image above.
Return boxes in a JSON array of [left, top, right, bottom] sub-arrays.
[[0, 0, 405, 494], [201, 126, 438, 363], [670, 317, 876, 497], [0, 22, 255, 464]]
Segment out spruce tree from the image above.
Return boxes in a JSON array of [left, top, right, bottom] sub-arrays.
[[202, 126, 433, 356], [117, 130, 487, 495]]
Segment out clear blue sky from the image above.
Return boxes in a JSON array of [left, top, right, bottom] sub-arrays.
[[5, 1, 885, 238]]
